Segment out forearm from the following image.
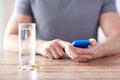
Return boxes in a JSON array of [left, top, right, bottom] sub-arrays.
[[93, 33, 120, 58], [3, 35, 19, 52], [4, 35, 46, 53], [97, 13, 120, 57]]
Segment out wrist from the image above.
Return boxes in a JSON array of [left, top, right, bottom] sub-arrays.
[[90, 44, 105, 59], [35, 40, 47, 54]]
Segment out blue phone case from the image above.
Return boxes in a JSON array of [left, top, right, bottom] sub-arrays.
[[72, 40, 90, 48]]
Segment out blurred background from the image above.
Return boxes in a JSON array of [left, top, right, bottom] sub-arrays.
[[0, 0, 15, 52], [0, 0, 120, 52]]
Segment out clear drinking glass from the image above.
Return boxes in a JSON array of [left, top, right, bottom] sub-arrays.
[[18, 23, 36, 70]]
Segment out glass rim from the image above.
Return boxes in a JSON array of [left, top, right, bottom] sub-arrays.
[[19, 23, 36, 25], [19, 23, 36, 29]]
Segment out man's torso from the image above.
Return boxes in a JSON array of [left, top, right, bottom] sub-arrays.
[[30, 0, 104, 42]]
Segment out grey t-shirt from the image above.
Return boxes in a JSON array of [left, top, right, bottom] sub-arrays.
[[15, 0, 117, 42]]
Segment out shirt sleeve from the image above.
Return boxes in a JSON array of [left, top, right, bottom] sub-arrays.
[[101, 0, 117, 13], [14, 0, 33, 16]]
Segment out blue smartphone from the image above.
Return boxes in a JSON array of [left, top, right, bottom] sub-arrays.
[[72, 40, 91, 48]]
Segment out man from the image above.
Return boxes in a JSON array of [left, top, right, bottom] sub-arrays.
[[4, 0, 120, 61]]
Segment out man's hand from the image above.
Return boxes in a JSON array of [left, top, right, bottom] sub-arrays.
[[36, 39, 71, 59], [65, 38, 98, 61]]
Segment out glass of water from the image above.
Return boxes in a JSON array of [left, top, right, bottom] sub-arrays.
[[18, 23, 36, 70]]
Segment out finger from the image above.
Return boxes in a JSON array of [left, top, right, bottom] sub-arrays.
[[78, 55, 92, 60], [50, 47, 61, 59], [69, 54, 92, 61], [76, 55, 92, 62], [45, 49, 54, 59], [65, 44, 80, 60], [55, 44, 65, 58], [69, 45, 93, 55], [89, 38, 97, 47], [56, 48, 65, 58], [57, 39, 71, 47], [79, 59, 89, 62]]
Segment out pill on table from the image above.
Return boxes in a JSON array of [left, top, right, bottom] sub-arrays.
[[32, 65, 41, 69]]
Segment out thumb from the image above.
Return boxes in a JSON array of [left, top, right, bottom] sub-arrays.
[[89, 38, 97, 47], [58, 39, 71, 47]]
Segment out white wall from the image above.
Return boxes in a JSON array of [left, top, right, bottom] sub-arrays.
[[116, 0, 120, 14], [98, 0, 120, 42], [0, 0, 15, 52]]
